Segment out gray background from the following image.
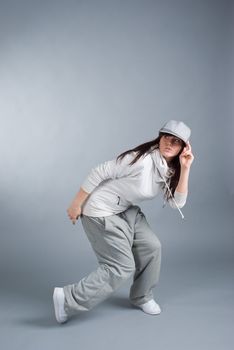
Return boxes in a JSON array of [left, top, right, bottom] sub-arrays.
[[0, 0, 233, 349]]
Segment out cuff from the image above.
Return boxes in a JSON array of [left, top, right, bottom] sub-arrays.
[[80, 179, 95, 194], [173, 190, 188, 207]]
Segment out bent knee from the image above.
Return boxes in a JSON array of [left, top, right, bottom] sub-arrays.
[[108, 260, 135, 280]]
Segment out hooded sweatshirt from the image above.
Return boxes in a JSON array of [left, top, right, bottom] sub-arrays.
[[81, 148, 187, 219]]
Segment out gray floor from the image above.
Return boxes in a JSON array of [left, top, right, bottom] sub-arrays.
[[1, 263, 233, 349], [1, 200, 233, 350]]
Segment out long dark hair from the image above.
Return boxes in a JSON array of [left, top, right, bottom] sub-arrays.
[[116, 132, 186, 202]]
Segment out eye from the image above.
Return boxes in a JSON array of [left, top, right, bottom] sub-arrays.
[[174, 138, 182, 145]]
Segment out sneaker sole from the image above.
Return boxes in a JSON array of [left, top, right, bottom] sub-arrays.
[[141, 308, 161, 315], [130, 301, 161, 315], [53, 288, 68, 324]]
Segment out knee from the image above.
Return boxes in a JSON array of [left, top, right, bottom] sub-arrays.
[[118, 260, 136, 279], [108, 259, 135, 281], [102, 260, 135, 291]]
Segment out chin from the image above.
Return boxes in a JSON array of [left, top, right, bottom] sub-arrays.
[[162, 152, 174, 162], [162, 151, 173, 158]]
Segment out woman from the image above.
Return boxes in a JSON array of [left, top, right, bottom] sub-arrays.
[[53, 120, 194, 324]]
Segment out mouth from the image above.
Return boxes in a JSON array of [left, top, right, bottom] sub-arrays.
[[165, 148, 172, 152]]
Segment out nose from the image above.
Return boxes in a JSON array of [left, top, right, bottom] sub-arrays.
[[165, 139, 173, 146]]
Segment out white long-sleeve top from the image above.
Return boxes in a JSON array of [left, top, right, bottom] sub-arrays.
[[81, 148, 188, 218]]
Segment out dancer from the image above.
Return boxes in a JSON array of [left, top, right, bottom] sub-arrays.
[[53, 120, 194, 324]]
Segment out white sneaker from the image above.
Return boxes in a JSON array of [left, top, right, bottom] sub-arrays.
[[138, 299, 161, 315], [53, 287, 69, 324]]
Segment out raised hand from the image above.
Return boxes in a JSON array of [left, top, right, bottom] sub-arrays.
[[179, 141, 194, 169]]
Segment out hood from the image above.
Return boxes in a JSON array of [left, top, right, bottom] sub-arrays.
[[150, 148, 185, 220]]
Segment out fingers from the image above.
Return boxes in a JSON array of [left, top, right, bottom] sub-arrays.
[[67, 208, 79, 225], [183, 151, 192, 158], [71, 216, 78, 225], [187, 141, 192, 151], [181, 149, 193, 159], [181, 141, 192, 155], [71, 214, 79, 224], [181, 147, 189, 155]]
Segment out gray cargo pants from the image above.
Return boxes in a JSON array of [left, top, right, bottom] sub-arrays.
[[63, 205, 161, 316]]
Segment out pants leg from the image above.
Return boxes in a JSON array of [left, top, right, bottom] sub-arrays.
[[63, 211, 136, 316], [129, 209, 162, 306]]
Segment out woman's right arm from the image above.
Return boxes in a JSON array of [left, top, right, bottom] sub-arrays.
[[67, 153, 139, 224], [67, 187, 90, 225]]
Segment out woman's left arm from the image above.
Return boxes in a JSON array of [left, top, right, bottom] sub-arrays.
[[175, 141, 195, 194]]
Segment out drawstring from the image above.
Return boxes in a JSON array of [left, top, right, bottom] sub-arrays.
[[151, 148, 185, 220], [157, 168, 185, 220]]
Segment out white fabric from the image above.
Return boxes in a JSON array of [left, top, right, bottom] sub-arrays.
[[53, 288, 68, 323], [139, 299, 161, 315], [81, 148, 187, 218]]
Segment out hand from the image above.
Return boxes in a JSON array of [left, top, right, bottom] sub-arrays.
[[67, 204, 82, 225], [179, 141, 194, 169]]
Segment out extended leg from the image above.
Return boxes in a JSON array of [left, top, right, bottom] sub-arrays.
[[63, 215, 135, 316]]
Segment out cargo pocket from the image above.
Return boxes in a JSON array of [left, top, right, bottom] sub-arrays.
[[81, 215, 106, 246], [87, 216, 106, 229]]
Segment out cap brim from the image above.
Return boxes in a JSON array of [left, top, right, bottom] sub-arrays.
[[159, 129, 187, 143]]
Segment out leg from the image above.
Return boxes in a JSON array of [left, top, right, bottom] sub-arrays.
[[63, 214, 135, 316], [129, 210, 162, 306]]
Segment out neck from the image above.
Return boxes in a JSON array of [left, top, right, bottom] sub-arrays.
[[159, 151, 173, 164]]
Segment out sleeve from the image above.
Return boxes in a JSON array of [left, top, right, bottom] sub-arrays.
[[168, 190, 188, 209], [81, 153, 140, 194]]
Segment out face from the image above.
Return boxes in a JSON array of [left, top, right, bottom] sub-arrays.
[[159, 134, 184, 162]]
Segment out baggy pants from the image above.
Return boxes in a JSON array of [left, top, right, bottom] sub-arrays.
[[63, 205, 161, 316]]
